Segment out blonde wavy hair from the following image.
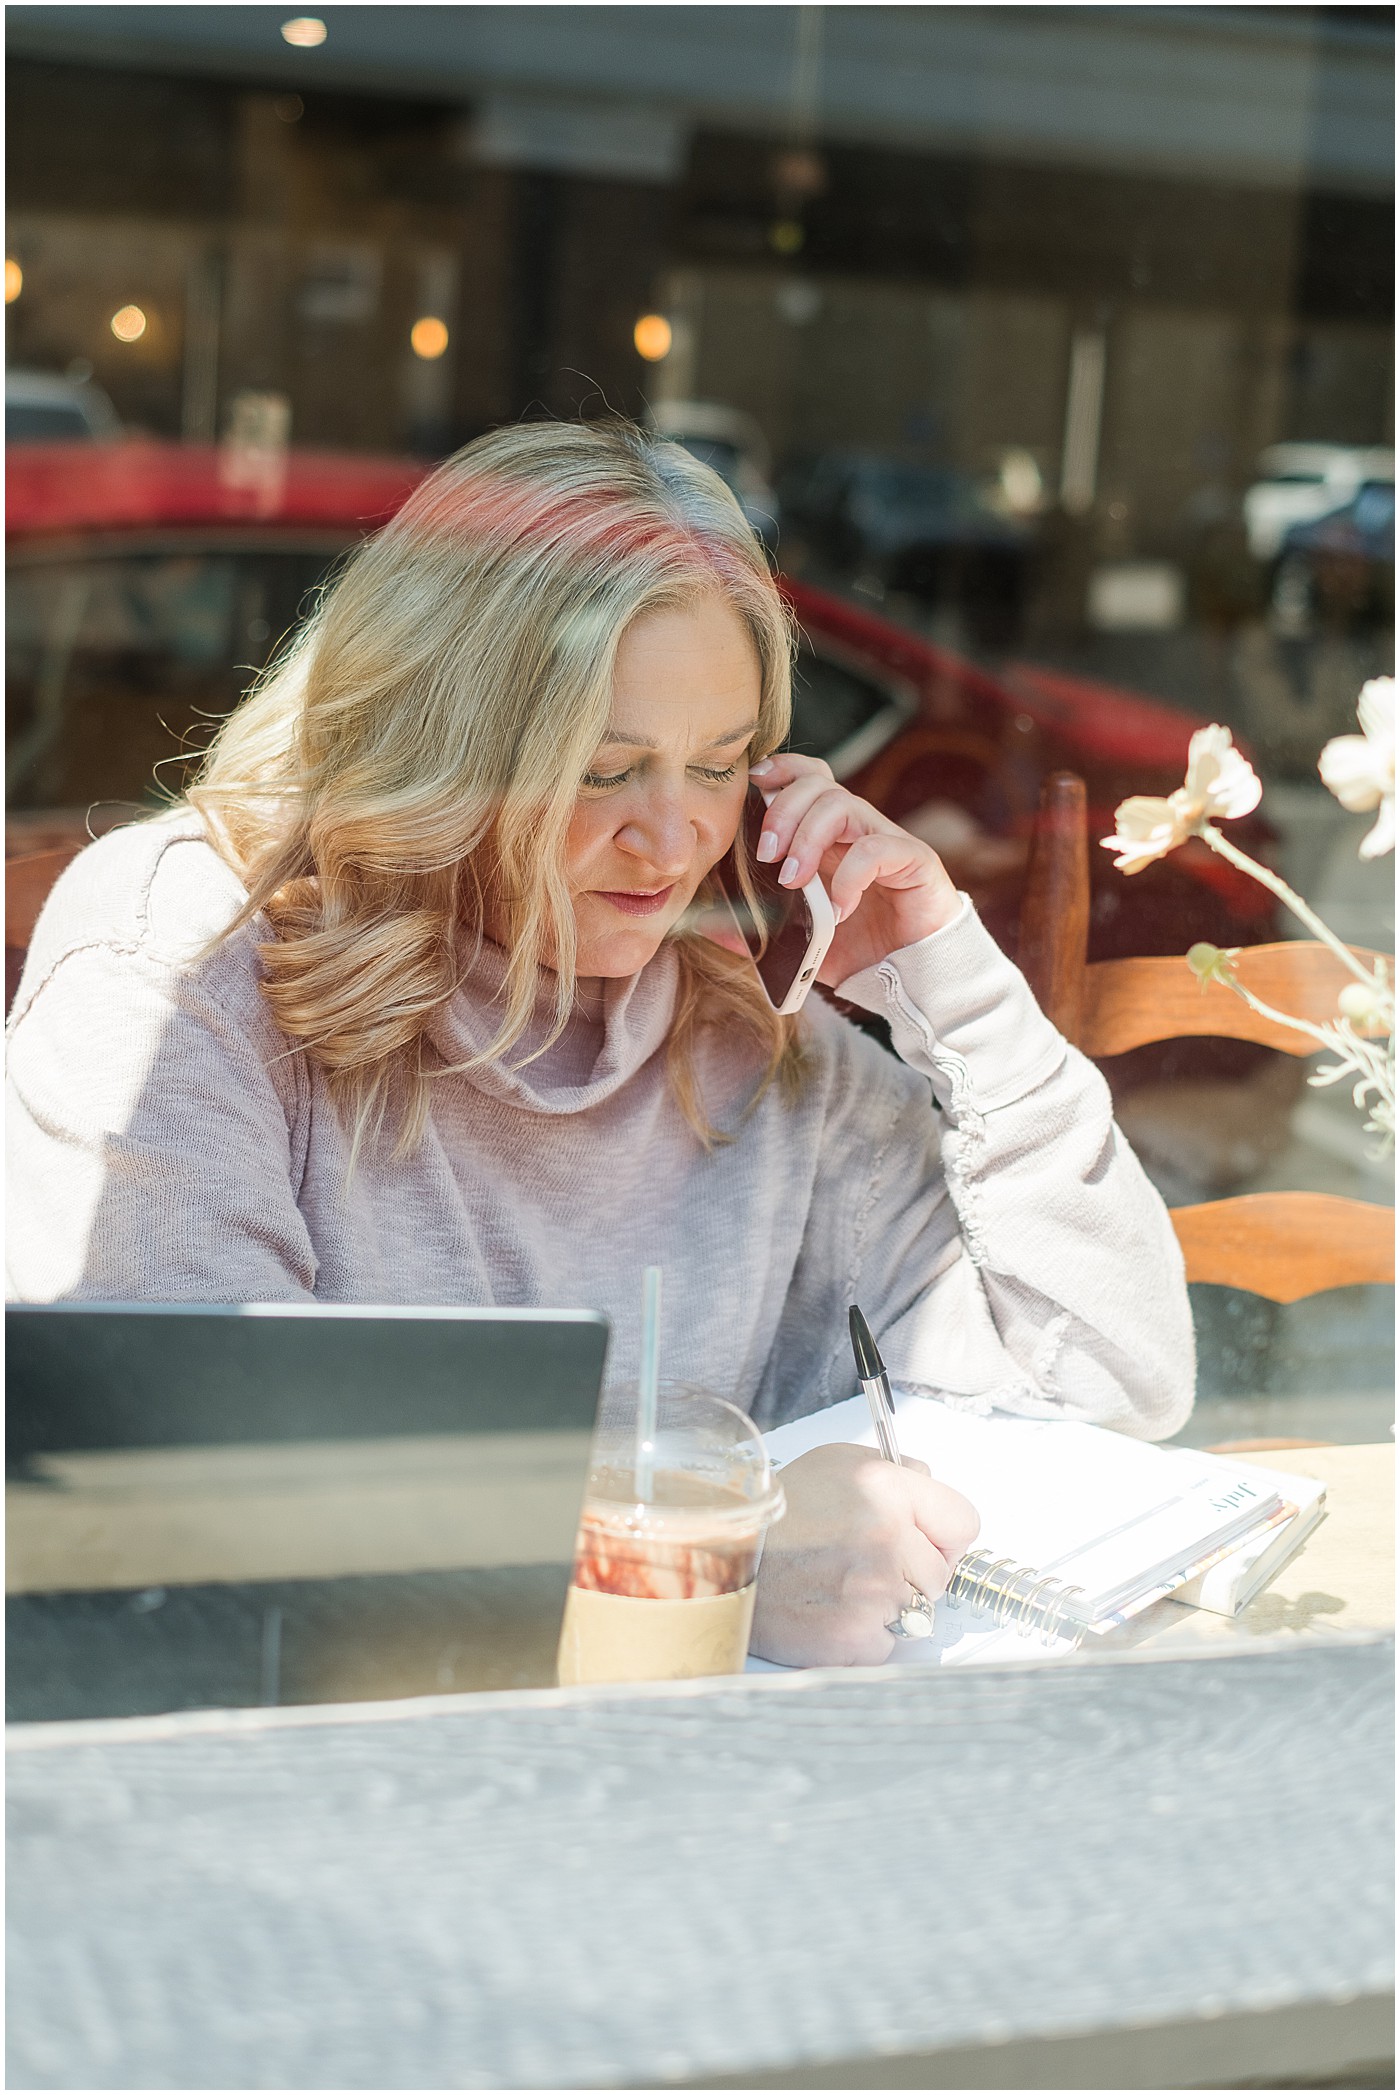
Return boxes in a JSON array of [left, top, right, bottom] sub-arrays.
[[191, 418, 806, 1158]]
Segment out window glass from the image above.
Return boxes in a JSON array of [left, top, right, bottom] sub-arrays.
[[6, 547, 341, 808], [787, 639, 896, 763], [6, 403, 90, 442], [2, 12, 1393, 1729], [672, 434, 743, 483]]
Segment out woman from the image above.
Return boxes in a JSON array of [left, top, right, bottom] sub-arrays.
[[6, 421, 1194, 1666]]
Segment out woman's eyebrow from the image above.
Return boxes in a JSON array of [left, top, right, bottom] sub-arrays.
[[597, 719, 761, 752]]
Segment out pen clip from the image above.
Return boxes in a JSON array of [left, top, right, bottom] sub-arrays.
[[849, 1304, 905, 1467], [860, 1374, 904, 1467]]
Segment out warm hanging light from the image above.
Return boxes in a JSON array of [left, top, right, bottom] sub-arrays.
[[410, 316, 450, 360], [281, 18, 328, 47], [5, 259, 22, 304], [110, 304, 148, 343], [633, 313, 672, 362]]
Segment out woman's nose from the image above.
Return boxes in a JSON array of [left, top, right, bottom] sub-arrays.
[[616, 793, 696, 875]]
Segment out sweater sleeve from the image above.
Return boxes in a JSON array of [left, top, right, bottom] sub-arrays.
[[6, 942, 317, 1304], [823, 898, 1195, 1441]]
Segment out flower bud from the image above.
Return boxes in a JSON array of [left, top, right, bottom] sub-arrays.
[[1338, 981, 1387, 1027], [1187, 942, 1233, 986]]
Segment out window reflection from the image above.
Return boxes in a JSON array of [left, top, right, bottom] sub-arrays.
[[6, 547, 340, 807]]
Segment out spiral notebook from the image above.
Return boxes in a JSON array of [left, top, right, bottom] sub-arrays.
[[755, 1394, 1297, 1668]]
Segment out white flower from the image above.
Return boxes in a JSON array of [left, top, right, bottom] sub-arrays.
[[1319, 677, 1395, 859], [1100, 796, 1193, 874], [1339, 981, 1388, 1028], [1101, 725, 1262, 874]]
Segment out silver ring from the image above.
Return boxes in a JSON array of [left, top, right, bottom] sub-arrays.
[[886, 1587, 935, 1640]]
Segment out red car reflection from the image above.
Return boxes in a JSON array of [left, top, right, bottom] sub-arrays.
[[7, 439, 1275, 1014]]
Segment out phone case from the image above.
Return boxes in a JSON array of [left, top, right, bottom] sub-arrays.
[[767, 871, 836, 1014]]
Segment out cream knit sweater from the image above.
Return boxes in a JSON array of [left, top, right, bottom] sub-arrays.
[[7, 813, 1195, 1436]]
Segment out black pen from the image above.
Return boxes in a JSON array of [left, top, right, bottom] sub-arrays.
[[850, 1303, 940, 1641], [848, 1304, 903, 1467]]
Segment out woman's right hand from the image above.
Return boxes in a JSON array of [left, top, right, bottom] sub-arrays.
[[749, 1443, 981, 1668]]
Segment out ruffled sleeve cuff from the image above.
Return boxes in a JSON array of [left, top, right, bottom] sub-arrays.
[[834, 895, 1068, 1114]]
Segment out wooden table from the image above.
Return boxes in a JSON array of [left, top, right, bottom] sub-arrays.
[[8, 1634, 1392, 2091]]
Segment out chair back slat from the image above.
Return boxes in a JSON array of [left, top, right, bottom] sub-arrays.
[[1081, 943, 1389, 1060], [1169, 1192, 1395, 1303], [1017, 772, 1089, 1043], [5, 848, 85, 950]]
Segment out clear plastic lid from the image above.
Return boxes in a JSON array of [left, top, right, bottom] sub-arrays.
[[585, 1384, 785, 1532]]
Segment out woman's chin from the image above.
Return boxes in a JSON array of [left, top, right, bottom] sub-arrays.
[[574, 903, 682, 978], [576, 929, 670, 977]]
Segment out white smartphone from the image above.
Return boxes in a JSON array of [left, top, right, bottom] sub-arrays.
[[712, 784, 837, 1014]]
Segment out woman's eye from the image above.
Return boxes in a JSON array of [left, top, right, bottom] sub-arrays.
[[582, 761, 740, 789]]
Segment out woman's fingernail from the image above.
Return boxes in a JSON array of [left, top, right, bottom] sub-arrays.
[[779, 855, 799, 887], [755, 831, 778, 864], [750, 757, 773, 776]]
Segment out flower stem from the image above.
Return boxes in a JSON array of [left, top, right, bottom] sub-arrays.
[[1199, 824, 1378, 989], [1209, 964, 1335, 1052]]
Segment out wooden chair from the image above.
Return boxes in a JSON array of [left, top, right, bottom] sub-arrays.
[[6, 845, 88, 1010], [1018, 771, 1394, 1452], [5, 809, 134, 1010]]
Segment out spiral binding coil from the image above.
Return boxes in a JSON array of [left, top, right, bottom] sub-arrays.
[[945, 1550, 1089, 1648]]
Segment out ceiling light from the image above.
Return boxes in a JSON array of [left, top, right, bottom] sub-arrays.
[[633, 314, 672, 362], [110, 305, 148, 343], [410, 316, 450, 360], [281, 18, 327, 48]]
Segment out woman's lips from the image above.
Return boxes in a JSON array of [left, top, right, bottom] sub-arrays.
[[595, 885, 676, 918]]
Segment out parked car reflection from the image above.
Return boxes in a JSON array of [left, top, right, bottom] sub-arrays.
[[777, 449, 1036, 646], [1243, 442, 1394, 565], [1271, 479, 1395, 639], [647, 399, 780, 549], [5, 367, 122, 445]]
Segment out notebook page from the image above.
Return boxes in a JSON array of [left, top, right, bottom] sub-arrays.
[[1042, 1468, 1282, 1614]]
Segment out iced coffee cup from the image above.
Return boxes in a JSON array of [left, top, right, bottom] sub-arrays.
[[557, 1388, 785, 1686]]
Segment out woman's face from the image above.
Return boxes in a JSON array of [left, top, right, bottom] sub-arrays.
[[567, 594, 762, 978]]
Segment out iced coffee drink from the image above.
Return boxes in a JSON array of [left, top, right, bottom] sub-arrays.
[[558, 1390, 784, 1685]]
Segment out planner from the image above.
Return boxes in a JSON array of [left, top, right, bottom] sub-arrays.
[[758, 1394, 1301, 1667], [1172, 1466, 1327, 1617]]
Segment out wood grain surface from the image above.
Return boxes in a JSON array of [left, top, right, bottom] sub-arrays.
[[5, 846, 85, 949], [1168, 1191, 1395, 1301], [1080, 943, 1389, 1059], [1017, 772, 1089, 1044], [8, 1639, 1392, 2090]]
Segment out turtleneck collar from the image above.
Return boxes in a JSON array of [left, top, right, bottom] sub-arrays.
[[426, 934, 681, 1116]]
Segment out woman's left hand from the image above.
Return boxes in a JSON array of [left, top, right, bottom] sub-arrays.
[[749, 751, 962, 984]]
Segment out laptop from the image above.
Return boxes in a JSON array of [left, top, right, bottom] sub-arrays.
[[7, 1302, 610, 1723]]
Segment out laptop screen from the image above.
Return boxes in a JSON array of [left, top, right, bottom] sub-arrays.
[[7, 1303, 610, 1723]]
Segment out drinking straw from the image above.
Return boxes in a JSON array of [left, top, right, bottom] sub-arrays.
[[635, 1265, 662, 1501]]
